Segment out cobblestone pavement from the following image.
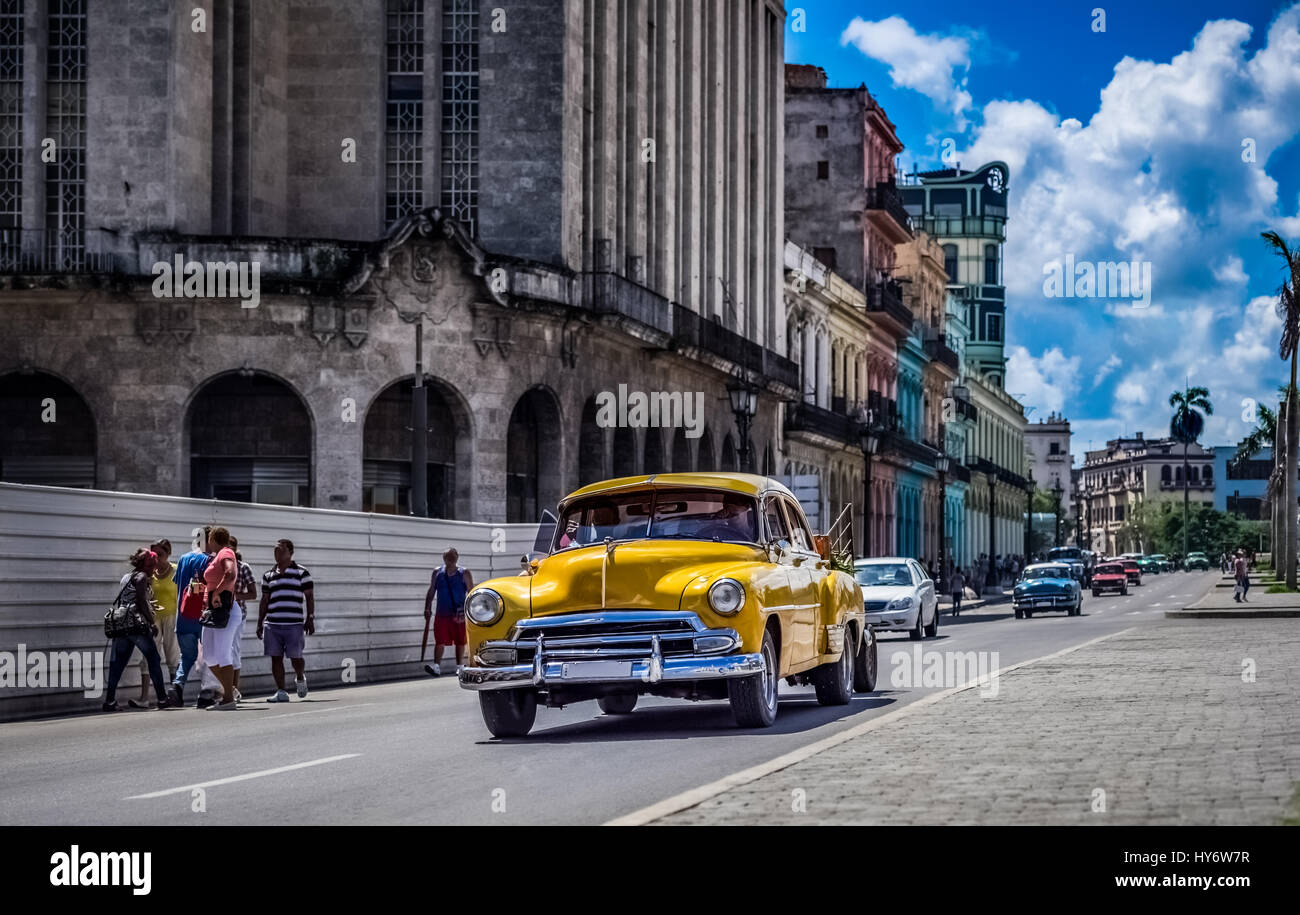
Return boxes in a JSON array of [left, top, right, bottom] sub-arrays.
[[653, 619, 1300, 825]]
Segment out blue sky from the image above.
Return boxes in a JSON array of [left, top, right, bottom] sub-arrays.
[[786, 1, 1300, 462]]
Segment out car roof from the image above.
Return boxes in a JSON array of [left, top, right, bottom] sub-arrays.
[[563, 473, 792, 502], [853, 557, 914, 565], [1025, 562, 1071, 571]]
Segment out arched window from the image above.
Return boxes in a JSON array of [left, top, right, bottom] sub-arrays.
[[190, 372, 312, 505], [0, 371, 97, 487], [1161, 464, 1171, 483], [1202, 464, 1212, 481], [364, 376, 468, 517], [506, 388, 563, 522], [578, 395, 605, 487]]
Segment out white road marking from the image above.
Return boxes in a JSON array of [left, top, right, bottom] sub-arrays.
[[258, 702, 376, 721], [126, 754, 361, 799], [1127, 610, 1142, 615], [606, 628, 1136, 826]]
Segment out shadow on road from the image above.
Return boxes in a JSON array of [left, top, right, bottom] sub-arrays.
[[478, 691, 899, 745]]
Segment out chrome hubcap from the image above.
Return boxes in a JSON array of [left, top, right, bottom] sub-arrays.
[[762, 642, 777, 710]]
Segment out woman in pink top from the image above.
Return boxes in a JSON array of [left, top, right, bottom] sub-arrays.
[[200, 526, 241, 709]]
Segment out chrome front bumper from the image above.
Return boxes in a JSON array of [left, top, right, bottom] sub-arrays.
[[457, 610, 764, 692]]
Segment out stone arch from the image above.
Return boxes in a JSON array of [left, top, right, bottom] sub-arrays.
[[721, 435, 737, 472], [0, 370, 97, 487], [506, 386, 564, 522], [612, 425, 637, 477], [644, 427, 667, 473], [696, 427, 715, 472], [186, 370, 314, 504], [578, 395, 606, 487], [671, 427, 691, 473], [361, 374, 473, 518]]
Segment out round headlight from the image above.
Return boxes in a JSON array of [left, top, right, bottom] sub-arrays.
[[708, 579, 745, 616], [466, 589, 504, 626], [887, 596, 914, 611]]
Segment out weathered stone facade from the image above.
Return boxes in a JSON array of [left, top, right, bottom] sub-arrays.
[[1, 1, 795, 523]]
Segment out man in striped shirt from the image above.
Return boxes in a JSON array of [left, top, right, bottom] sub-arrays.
[[256, 539, 315, 703]]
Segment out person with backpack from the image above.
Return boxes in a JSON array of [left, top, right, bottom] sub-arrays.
[[169, 527, 211, 707], [423, 547, 474, 677], [199, 527, 241, 710], [103, 548, 170, 712]]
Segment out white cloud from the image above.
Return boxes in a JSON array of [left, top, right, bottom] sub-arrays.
[[1092, 354, 1122, 388], [840, 17, 974, 124], [1213, 256, 1248, 285], [1006, 345, 1080, 416]]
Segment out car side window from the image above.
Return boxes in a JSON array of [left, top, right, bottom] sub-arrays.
[[762, 496, 790, 544], [783, 498, 815, 553], [909, 560, 926, 584]]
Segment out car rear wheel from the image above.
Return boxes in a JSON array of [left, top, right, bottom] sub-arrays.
[[1092, 589, 1101, 598], [853, 626, 878, 693], [924, 600, 939, 637], [1024, 608, 1034, 618], [1121, 585, 1129, 595], [479, 689, 538, 738], [598, 693, 637, 715], [729, 629, 779, 728], [1015, 607, 1024, 619], [812, 627, 854, 706]]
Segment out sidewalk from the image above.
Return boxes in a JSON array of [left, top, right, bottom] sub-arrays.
[[1173, 575, 1300, 618], [937, 588, 1012, 616], [646, 618, 1300, 825]]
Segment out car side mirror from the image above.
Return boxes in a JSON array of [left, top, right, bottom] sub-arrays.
[[768, 539, 791, 561]]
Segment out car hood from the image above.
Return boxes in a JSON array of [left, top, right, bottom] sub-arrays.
[[528, 540, 766, 616], [1015, 579, 1073, 592]]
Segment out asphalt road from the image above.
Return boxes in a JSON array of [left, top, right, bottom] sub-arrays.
[[0, 570, 1220, 825]]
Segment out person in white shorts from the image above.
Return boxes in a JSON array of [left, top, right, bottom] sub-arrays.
[[198, 527, 241, 709]]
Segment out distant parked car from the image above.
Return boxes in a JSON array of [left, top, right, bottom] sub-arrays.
[[1184, 551, 1210, 571], [1140, 554, 1169, 574], [1013, 562, 1083, 618], [1091, 562, 1129, 596], [854, 558, 939, 640]]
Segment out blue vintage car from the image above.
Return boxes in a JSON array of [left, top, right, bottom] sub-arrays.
[[1013, 562, 1083, 618]]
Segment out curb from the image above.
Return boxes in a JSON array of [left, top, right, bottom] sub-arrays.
[[1167, 607, 1300, 619]]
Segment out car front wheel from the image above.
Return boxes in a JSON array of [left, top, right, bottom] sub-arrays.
[[909, 606, 925, 640], [924, 600, 939, 637], [729, 628, 779, 728], [479, 689, 538, 738]]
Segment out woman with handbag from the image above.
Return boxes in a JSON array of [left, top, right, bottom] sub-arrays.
[[103, 549, 170, 712], [199, 527, 241, 710]]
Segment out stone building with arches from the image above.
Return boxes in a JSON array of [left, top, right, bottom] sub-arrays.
[[0, 0, 794, 523]]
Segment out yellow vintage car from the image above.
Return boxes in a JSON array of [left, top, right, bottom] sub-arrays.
[[458, 472, 875, 737]]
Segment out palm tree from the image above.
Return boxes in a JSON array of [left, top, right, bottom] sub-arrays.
[[1233, 397, 1279, 565], [1262, 230, 1300, 588], [1169, 385, 1213, 561]]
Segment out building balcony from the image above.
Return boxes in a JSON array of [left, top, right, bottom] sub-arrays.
[[923, 337, 960, 374], [882, 431, 938, 468], [0, 228, 115, 275], [785, 401, 860, 446], [864, 182, 913, 243], [865, 278, 912, 334], [1159, 479, 1214, 491], [670, 304, 800, 392], [585, 271, 673, 334], [916, 215, 1006, 241]]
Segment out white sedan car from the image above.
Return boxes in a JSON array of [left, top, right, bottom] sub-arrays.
[[853, 557, 940, 639]]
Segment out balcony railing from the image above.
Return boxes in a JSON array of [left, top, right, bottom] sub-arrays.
[[0, 228, 115, 275], [786, 401, 859, 445], [584, 271, 673, 334], [883, 431, 938, 467], [670, 304, 800, 391], [916, 215, 1006, 240], [1160, 479, 1214, 490], [865, 278, 912, 328], [864, 182, 913, 236], [924, 337, 960, 373]]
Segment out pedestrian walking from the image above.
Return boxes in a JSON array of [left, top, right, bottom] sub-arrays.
[[228, 536, 258, 702], [198, 527, 241, 710], [423, 547, 473, 677], [128, 538, 179, 708], [1233, 550, 1250, 602], [103, 549, 170, 712], [169, 528, 211, 707], [257, 539, 315, 702], [950, 568, 965, 616]]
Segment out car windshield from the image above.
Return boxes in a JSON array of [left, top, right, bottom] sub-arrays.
[[1022, 567, 1066, 580], [854, 563, 913, 587], [1047, 548, 1081, 561], [552, 488, 760, 550], [1149, 555, 1166, 560], [1096, 564, 1123, 574]]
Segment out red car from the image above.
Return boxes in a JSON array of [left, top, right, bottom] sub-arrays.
[[1091, 562, 1129, 596], [1112, 558, 1142, 586]]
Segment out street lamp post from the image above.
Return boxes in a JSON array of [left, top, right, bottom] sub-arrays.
[[935, 450, 950, 593], [985, 474, 998, 591], [1024, 472, 1034, 563], [726, 380, 759, 473], [1051, 478, 1064, 548], [859, 425, 881, 557]]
